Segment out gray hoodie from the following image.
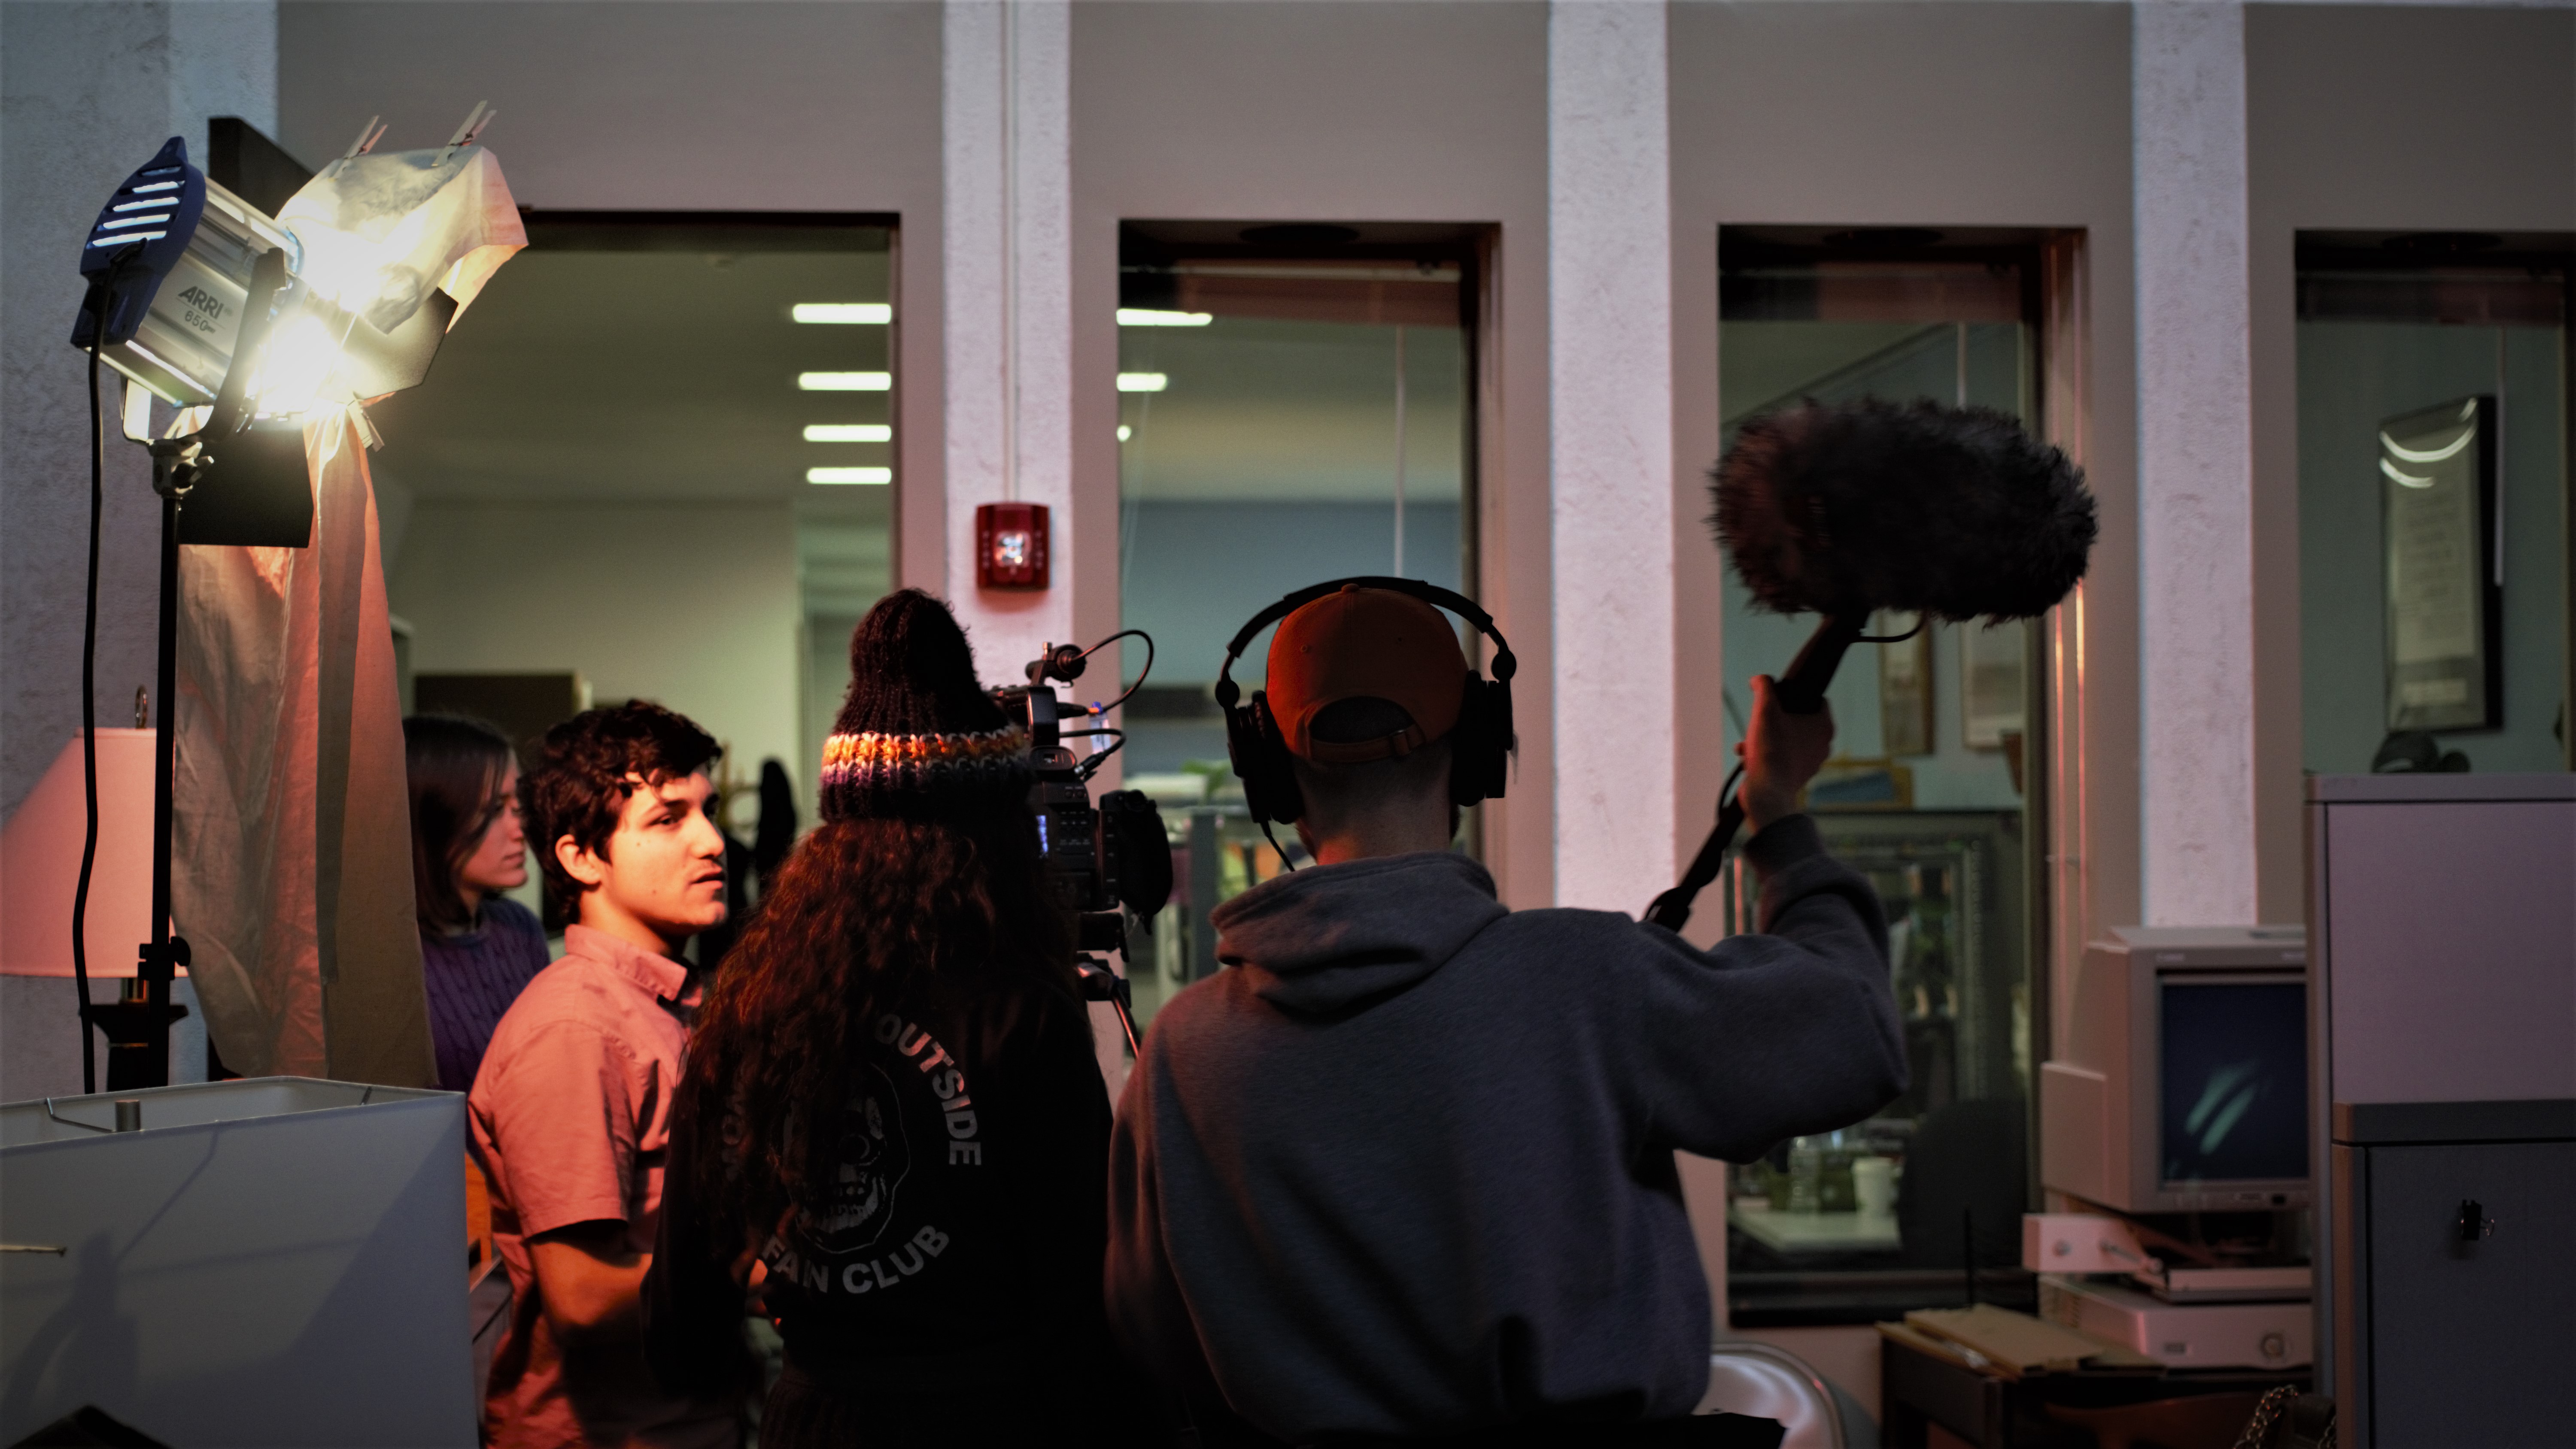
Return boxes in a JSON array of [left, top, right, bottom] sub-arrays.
[[1105, 814, 1905, 1443]]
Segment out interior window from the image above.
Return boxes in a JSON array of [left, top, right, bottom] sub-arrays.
[[1716, 230, 2050, 1326], [1113, 228, 1478, 1031], [370, 218, 895, 928], [2294, 237, 2570, 778]]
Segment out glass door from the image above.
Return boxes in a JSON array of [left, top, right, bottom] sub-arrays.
[[1714, 229, 2053, 1325], [370, 215, 896, 938], [1111, 225, 1481, 1033]]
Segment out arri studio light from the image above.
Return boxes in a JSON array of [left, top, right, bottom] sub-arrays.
[[71, 133, 472, 530], [58, 119, 521, 1094]]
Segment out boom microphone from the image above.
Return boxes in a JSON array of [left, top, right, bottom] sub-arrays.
[[1646, 399, 2096, 931]]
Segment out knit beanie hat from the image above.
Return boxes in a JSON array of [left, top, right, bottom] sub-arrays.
[[819, 589, 1031, 820]]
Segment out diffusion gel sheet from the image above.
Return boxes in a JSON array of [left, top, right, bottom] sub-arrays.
[[173, 414, 432, 1086], [276, 143, 527, 334]]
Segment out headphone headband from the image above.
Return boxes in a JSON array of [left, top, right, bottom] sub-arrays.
[[1213, 576, 1516, 708]]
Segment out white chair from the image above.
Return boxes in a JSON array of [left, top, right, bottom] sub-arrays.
[[1696, 1340, 1853, 1449]]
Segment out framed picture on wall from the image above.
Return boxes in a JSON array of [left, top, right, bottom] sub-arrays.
[[1960, 621, 2026, 749], [2382, 396, 2500, 733], [1876, 610, 1934, 756]]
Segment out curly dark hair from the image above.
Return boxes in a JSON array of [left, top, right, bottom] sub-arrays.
[[403, 714, 519, 934], [522, 700, 721, 922], [679, 809, 1074, 1238]]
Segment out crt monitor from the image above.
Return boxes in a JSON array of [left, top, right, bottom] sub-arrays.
[[2157, 973, 2309, 1191], [2040, 927, 2312, 1213]]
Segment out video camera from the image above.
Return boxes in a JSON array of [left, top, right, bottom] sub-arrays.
[[992, 631, 1173, 1052]]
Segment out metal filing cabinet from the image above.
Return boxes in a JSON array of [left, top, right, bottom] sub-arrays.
[[2307, 775, 2576, 1449], [2330, 1102, 2576, 1447]]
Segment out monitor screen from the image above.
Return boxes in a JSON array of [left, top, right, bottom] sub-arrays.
[[2159, 977, 2309, 1185]]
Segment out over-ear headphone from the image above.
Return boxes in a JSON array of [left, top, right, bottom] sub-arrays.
[[1213, 576, 1517, 828]]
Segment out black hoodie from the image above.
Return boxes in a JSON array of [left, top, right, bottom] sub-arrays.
[[1105, 815, 1905, 1443]]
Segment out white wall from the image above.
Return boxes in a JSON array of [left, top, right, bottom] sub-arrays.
[[1671, 0, 2145, 956], [388, 504, 803, 805], [2134, 0, 2257, 927], [1070, 0, 1555, 907], [1669, 2, 2137, 1407], [1, 0, 277, 819], [275, 0, 949, 598], [2247, 1, 2576, 917], [1552, 0, 1678, 915], [2, 0, 274, 1096]]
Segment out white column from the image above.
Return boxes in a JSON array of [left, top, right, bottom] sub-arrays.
[[2133, 0, 2257, 925], [943, 0, 1073, 684], [1549, 0, 1675, 912], [0, 0, 274, 1099]]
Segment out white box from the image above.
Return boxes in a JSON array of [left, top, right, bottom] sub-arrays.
[[2040, 1275, 2312, 1370], [2021, 1212, 2151, 1275], [1, 1078, 472, 1447]]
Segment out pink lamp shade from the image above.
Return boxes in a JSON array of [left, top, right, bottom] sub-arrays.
[[1, 731, 156, 977]]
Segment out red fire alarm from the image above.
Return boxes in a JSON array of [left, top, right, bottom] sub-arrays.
[[975, 502, 1050, 590]]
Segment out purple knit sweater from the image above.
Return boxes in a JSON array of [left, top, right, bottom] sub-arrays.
[[421, 896, 552, 1094]]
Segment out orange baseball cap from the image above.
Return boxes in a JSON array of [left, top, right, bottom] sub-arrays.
[[1266, 585, 1467, 764]]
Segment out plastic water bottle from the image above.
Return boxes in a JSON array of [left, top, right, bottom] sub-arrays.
[[1787, 1136, 1825, 1215]]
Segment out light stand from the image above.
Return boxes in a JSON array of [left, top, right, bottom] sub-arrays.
[[79, 488, 197, 1091], [69, 132, 462, 1088], [82, 246, 302, 1089]]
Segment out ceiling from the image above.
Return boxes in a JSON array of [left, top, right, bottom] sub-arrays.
[[1118, 316, 1467, 503], [367, 246, 893, 509]]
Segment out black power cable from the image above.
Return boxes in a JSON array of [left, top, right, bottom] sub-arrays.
[[1064, 727, 1127, 780], [72, 270, 121, 1096], [1072, 629, 1155, 716]]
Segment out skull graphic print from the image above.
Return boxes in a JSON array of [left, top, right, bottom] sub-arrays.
[[805, 1062, 912, 1252]]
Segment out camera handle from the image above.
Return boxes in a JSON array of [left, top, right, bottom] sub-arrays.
[[1644, 612, 1867, 932], [1074, 956, 1140, 1058]]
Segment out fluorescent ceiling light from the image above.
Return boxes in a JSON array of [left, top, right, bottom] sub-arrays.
[[799, 372, 892, 391], [1116, 372, 1168, 393], [808, 467, 893, 485], [1117, 308, 1213, 327], [804, 424, 893, 443], [792, 303, 893, 324], [1118, 424, 1132, 442]]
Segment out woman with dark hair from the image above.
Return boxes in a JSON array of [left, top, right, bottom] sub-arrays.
[[646, 590, 1135, 1444], [404, 714, 550, 1094]]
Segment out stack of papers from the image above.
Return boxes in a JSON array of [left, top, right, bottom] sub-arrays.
[[1879, 1304, 2163, 1379]]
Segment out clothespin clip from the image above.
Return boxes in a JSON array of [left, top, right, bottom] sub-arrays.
[[327, 115, 388, 179], [346, 403, 386, 452], [437, 102, 496, 168]]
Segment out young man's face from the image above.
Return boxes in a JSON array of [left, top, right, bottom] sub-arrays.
[[558, 770, 726, 955]]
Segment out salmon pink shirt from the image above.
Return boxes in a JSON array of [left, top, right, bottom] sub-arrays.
[[469, 925, 737, 1449]]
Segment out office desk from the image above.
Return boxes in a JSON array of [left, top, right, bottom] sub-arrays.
[[1879, 1323, 2304, 1449], [1730, 1203, 1903, 1255]]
